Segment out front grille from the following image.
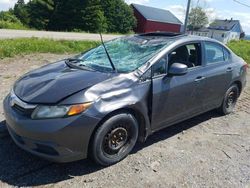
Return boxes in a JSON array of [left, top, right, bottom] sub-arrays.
[[12, 104, 34, 117], [9, 91, 37, 117]]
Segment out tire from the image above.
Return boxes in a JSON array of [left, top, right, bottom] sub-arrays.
[[218, 84, 239, 115], [91, 112, 138, 166]]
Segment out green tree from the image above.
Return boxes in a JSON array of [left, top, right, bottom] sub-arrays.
[[83, 0, 107, 33], [27, 0, 54, 30], [188, 7, 208, 31], [48, 0, 85, 31], [9, 0, 136, 33], [0, 11, 20, 23], [0, 10, 27, 29], [13, 0, 29, 25], [240, 32, 245, 39], [17, 0, 25, 5], [101, 0, 136, 33]]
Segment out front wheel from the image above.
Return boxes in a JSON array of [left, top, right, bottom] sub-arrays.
[[91, 112, 138, 166], [218, 84, 239, 115]]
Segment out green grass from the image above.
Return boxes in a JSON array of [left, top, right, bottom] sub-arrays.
[[227, 40, 250, 64], [0, 38, 100, 59], [0, 38, 249, 64]]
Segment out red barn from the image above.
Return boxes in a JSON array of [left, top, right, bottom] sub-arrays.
[[132, 4, 183, 33]]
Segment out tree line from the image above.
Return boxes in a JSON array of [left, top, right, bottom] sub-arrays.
[[0, 0, 219, 34], [0, 0, 136, 33]]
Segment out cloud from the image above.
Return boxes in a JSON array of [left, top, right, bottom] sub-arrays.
[[1, 0, 16, 3], [166, 5, 186, 23], [165, 4, 250, 33], [0, 0, 29, 11], [125, 0, 149, 5], [166, 5, 216, 23], [204, 8, 217, 22]]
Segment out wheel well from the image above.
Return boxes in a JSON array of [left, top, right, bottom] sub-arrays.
[[87, 108, 146, 157], [233, 81, 242, 94]]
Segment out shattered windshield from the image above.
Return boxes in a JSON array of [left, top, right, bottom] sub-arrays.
[[73, 36, 171, 73]]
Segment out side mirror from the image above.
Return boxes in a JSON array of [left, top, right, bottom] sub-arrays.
[[168, 63, 188, 76]]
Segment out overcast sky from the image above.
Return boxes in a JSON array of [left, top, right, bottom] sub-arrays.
[[1, 0, 250, 34]]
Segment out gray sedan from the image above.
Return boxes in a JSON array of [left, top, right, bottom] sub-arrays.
[[3, 33, 248, 166]]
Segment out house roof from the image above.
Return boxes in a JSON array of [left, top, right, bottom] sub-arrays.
[[192, 27, 210, 32], [208, 19, 243, 32], [132, 4, 183, 25]]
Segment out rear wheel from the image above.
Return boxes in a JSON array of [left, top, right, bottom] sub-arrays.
[[91, 112, 138, 166], [218, 84, 239, 115]]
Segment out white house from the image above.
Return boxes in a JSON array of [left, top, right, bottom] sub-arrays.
[[191, 19, 244, 44]]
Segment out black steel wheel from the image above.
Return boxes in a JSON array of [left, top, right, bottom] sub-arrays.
[[218, 84, 239, 115], [91, 112, 138, 166]]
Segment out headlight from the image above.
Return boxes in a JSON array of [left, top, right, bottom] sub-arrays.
[[31, 102, 92, 119]]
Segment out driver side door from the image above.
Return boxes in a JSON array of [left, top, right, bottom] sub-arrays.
[[151, 42, 206, 131]]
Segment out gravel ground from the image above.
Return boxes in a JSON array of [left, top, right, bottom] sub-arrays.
[[0, 54, 249, 188]]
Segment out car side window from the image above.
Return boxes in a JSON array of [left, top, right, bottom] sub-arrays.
[[205, 42, 224, 64], [168, 43, 202, 69], [152, 58, 167, 77]]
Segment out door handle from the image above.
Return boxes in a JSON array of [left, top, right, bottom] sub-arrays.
[[226, 67, 233, 72], [195, 76, 206, 82]]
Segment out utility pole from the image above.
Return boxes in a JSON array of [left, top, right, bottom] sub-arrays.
[[183, 0, 191, 33]]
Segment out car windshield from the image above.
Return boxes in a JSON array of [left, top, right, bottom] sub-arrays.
[[71, 36, 171, 73]]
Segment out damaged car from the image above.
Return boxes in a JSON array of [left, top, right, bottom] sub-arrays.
[[3, 32, 248, 166]]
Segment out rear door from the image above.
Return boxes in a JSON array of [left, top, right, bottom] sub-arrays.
[[201, 42, 234, 110], [151, 42, 207, 131]]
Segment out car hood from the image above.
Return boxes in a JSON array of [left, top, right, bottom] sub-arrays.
[[14, 61, 112, 104]]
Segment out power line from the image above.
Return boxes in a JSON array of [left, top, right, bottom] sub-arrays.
[[233, 0, 250, 8]]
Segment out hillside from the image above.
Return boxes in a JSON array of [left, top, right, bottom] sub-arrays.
[[228, 40, 250, 64], [244, 35, 250, 40]]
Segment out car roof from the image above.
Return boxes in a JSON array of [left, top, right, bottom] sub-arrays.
[[134, 32, 222, 44]]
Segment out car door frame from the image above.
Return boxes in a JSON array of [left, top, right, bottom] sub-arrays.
[[150, 40, 208, 132], [201, 40, 234, 110]]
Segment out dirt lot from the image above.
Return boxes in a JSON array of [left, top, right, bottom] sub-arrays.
[[0, 54, 249, 188]]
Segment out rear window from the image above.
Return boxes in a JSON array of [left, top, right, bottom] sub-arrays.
[[205, 42, 224, 64]]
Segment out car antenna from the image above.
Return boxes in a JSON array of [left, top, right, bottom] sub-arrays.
[[99, 33, 116, 72]]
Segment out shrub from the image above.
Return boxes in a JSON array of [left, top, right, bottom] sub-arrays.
[[228, 40, 250, 64]]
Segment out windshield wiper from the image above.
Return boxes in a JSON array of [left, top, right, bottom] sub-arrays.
[[99, 33, 116, 72], [65, 58, 96, 71], [66, 58, 82, 62]]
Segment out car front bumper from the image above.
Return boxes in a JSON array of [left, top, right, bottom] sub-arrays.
[[3, 94, 101, 163]]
